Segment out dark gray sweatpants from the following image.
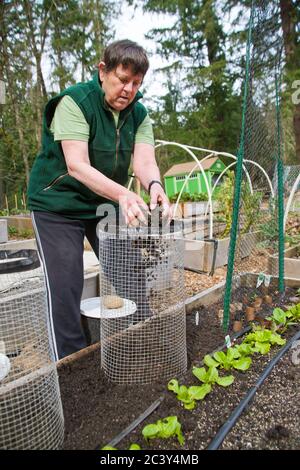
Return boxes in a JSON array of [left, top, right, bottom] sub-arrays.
[[31, 211, 150, 360], [31, 211, 100, 360]]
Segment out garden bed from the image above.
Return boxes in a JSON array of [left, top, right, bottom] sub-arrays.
[[268, 244, 300, 280], [58, 274, 300, 450], [172, 201, 220, 218], [184, 231, 260, 272]]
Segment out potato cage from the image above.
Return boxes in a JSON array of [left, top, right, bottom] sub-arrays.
[[97, 216, 187, 385], [0, 250, 64, 449]]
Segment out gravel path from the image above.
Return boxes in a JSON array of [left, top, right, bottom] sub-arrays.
[[184, 248, 268, 297]]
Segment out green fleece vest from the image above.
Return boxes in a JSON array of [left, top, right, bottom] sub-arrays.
[[27, 73, 147, 219]]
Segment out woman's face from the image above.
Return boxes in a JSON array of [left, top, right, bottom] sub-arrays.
[[99, 62, 143, 111]]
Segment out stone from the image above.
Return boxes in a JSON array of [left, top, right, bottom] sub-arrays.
[[103, 295, 124, 309]]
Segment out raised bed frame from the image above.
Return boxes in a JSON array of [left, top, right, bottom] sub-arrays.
[[183, 231, 260, 273], [61, 272, 300, 368], [268, 244, 300, 280]]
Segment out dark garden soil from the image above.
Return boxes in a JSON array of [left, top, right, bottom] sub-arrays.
[[58, 286, 300, 450]]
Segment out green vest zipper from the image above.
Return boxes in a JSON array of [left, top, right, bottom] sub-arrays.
[[114, 112, 130, 177], [43, 172, 69, 191]]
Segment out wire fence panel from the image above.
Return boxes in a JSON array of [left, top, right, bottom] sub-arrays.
[[98, 219, 187, 385], [0, 251, 64, 449], [222, 0, 286, 330]]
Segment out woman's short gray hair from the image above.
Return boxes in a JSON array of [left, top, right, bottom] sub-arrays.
[[102, 39, 149, 76]]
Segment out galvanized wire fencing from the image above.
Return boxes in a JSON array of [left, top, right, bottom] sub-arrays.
[[0, 250, 64, 449], [222, 0, 285, 329], [98, 218, 187, 385]]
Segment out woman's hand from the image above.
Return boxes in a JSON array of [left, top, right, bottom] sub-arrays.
[[119, 192, 149, 226], [149, 183, 171, 220]]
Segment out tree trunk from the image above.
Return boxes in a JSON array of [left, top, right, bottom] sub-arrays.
[[15, 105, 30, 186], [294, 102, 300, 160], [280, 0, 300, 160], [23, 0, 48, 146]]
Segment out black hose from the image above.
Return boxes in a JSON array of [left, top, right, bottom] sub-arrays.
[[0, 249, 40, 274], [208, 239, 218, 276], [97, 395, 165, 449], [207, 328, 300, 450]]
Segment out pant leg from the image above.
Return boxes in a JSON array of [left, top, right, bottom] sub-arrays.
[[31, 211, 86, 360], [84, 219, 100, 259]]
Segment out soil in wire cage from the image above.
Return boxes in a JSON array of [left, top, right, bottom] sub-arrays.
[[58, 286, 300, 450]]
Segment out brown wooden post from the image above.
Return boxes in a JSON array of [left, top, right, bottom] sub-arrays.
[[136, 178, 141, 197]]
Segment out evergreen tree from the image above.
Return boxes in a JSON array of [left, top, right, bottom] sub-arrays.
[[0, 0, 117, 210], [129, 0, 242, 165], [224, 0, 300, 163]]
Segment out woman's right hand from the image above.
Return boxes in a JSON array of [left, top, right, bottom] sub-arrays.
[[119, 192, 149, 227]]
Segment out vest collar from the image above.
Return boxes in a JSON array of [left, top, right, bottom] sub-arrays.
[[92, 72, 143, 115]]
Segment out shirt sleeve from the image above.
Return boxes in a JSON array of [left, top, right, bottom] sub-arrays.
[[134, 113, 155, 146], [50, 95, 89, 142]]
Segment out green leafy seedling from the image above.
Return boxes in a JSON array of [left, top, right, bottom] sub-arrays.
[[142, 416, 184, 446], [192, 365, 234, 387], [266, 307, 296, 332], [101, 443, 141, 450], [235, 343, 255, 356], [128, 444, 142, 450], [244, 327, 286, 354], [204, 347, 252, 372], [168, 379, 211, 410], [284, 303, 300, 322]]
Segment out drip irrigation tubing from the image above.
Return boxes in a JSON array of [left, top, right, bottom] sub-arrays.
[[206, 327, 300, 450], [96, 396, 164, 449]]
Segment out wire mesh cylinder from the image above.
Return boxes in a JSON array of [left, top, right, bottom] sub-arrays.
[[0, 251, 64, 449], [98, 222, 187, 384]]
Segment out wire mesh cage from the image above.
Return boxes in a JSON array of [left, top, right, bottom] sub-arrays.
[[98, 217, 187, 385], [0, 250, 64, 449]]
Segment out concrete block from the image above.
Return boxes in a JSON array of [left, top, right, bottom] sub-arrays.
[[0, 219, 8, 243], [0, 238, 37, 250]]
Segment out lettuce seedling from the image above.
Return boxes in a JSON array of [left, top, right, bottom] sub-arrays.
[[142, 416, 184, 446], [266, 307, 296, 332], [235, 342, 255, 356], [101, 443, 141, 450], [266, 304, 300, 333], [285, 303, 300, 322], [192, 365, 234, 387], [204, 347, 252, 371], [128, 444, 142, 450], [168, 379, 211, 410], [244, 327, 286, 354]]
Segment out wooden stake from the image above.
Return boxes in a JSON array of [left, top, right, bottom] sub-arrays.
[[22, 192, 26, 210], [136, 178, 141, 197], [5, 194, 9, 212]]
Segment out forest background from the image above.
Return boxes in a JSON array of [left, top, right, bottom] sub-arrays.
[[0, 0, 299, 211]]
